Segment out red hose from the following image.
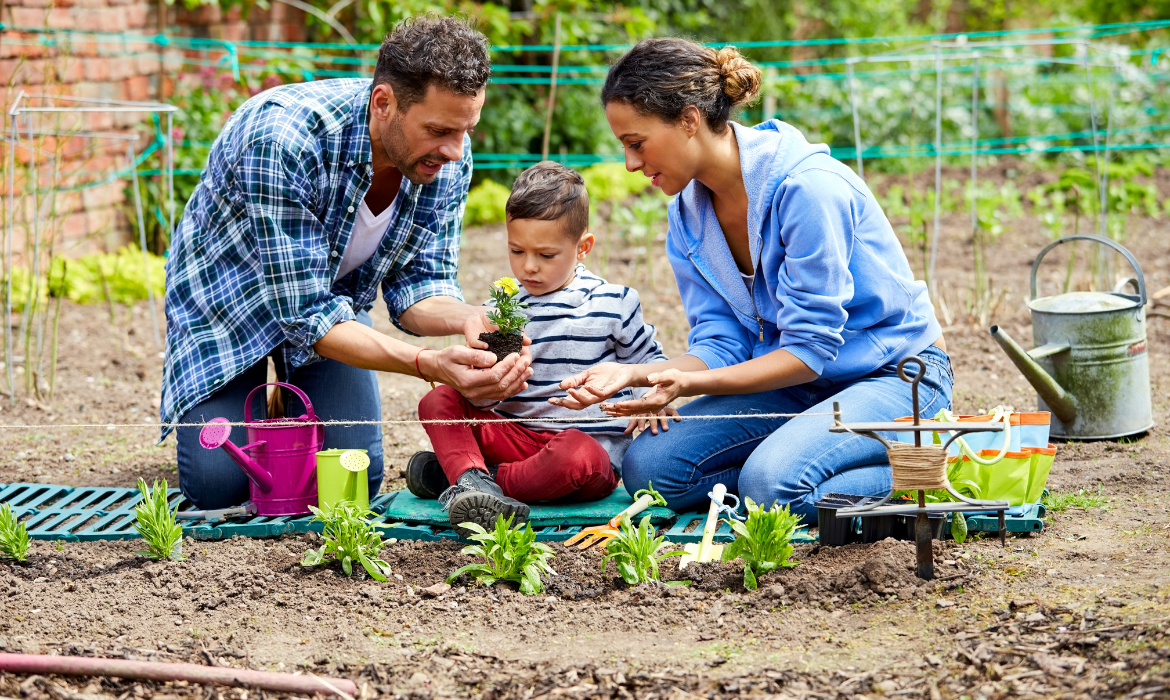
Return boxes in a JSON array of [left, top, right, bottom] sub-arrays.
[[0, 653, 357, 697]]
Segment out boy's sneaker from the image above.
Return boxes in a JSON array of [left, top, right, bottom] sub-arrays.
[[405, 451, 449, 500], [439, 469, 529, 538]]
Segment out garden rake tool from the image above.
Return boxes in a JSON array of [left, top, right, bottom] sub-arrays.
[[564, 486, 667, 550], [679, 483, 730, 569]]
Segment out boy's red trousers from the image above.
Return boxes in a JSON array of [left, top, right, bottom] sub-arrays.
[[418, 385, 618, 503]]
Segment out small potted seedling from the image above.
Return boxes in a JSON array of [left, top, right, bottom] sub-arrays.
[[480, 277, 528, 363]]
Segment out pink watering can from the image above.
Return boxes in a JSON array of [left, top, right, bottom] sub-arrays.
[[198, 382, 324, 516]]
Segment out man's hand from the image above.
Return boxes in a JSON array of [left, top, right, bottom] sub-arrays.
[[420, 345, 532, 402], [624, 407, 681, 436], [551, 362, 636, 410], [600, 368, 686, 416]]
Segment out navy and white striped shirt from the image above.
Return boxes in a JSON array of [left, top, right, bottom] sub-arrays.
[[478, 266, 669, 469]]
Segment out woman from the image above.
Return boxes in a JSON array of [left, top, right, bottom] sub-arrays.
[[551, 38, 951, 521]]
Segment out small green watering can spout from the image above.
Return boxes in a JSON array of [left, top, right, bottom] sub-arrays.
[[989, 325, 1077, 424]]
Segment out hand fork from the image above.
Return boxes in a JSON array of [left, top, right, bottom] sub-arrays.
[[563, 492, 657, 550]]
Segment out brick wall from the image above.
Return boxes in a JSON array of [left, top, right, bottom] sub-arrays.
[[0, 0, 307, 258]]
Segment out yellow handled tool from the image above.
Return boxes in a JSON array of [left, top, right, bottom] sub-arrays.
[[679, 483, 727, 569]]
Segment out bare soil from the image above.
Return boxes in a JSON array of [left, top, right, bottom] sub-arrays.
[[2, 162, 1170, 699]]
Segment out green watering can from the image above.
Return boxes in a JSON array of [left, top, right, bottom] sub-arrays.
[[316, 449, 371, 511]]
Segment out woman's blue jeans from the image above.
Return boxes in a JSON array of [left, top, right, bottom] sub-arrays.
[[622, 345, 953, 523], [176, 311, 385, 510]]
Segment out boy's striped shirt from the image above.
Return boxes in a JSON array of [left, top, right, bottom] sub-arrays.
[[477, 265, 668, 468]]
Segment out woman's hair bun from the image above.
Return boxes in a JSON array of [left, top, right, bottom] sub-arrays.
[[715, 46, 761, 107]]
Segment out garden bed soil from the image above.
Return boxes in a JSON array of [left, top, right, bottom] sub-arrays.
[[3, 164, 1170, 698]]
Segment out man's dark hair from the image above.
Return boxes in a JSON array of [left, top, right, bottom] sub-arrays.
[[373, 16, 491, 110], [506, 162, 590, 240]]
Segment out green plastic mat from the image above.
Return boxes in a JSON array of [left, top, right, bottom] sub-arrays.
[[383, 489, 676, 528]]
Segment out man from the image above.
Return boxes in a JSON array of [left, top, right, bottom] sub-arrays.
[[161, 17, 533, 521]]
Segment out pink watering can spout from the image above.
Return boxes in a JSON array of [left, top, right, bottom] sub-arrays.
[[199, 418, 275, 494]]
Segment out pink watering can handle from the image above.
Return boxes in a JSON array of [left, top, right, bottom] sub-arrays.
[[244, 382, 318, 423], [243, 382, 324, 444]]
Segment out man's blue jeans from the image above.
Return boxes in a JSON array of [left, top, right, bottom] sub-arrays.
[[622, 345, 953, 522], [176, 311, 385, 510]]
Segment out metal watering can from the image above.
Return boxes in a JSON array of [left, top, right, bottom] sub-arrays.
[[990, 235, 1152, 440], [198, 382, 324, 516]]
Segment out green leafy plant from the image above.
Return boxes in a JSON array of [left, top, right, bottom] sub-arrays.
[[601, 513, 684, 585], [134, 478, 184, 561], [447, 514, 555, 595], [301, 503, 392, 581], [721, 498, 801, 591], [485, 277, 530, 337], [464, 179, 512, 226], [0, 503, 30, 562]]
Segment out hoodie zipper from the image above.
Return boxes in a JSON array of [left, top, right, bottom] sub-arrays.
[[748, 269, 764, 342]]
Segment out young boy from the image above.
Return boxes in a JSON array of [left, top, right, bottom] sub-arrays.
[[407, 161, 672, 536]]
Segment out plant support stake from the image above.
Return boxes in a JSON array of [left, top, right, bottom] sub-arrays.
[[540, 12, 562, 162], [970, 54, 980, 240], [1080, 42, 1104, 241], [929, 42, 942, 297], [126, 139, 161, 347], [847, 59, 863, 178], [0, 653, 358, 697]]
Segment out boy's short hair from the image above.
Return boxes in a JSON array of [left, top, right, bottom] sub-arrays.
[[506, 161, 590, 240]]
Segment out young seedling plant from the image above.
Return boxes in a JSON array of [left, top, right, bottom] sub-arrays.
[[600, 513, 684, 585], [133, 478, 184, 561], [301, 503, 392, 581], [0, 502, 30, 562], [447, 514, 555, 595], [480, 277, 529, 362], [721, 497, 801, 591]]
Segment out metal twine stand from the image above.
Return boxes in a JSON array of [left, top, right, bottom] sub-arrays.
[[829, 355, 1010, 580]]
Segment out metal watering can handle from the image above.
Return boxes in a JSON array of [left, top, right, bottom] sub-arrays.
[[1030, 234, 1147, 306], [243, 382, 320, 426]]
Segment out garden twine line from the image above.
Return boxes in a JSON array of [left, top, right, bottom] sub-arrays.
[[0, 412, 836, 431]]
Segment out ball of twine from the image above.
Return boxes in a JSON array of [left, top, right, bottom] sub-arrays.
[[887, 442, 949, 491]]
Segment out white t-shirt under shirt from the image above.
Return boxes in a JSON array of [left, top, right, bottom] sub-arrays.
[[336, 191, 401, 281]]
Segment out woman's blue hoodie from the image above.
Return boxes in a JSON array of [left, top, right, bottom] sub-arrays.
[[667, 119, 941, 383]]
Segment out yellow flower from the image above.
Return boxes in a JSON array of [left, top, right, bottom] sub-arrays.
[[493, 277, 521, 296]]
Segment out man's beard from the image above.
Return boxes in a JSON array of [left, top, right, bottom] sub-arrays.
[[382, 113, 451, 185]]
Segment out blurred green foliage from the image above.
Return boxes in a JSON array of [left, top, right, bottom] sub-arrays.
[[465, 178, 512, 226], [7, 248, 167, 312], [136, 0, 1169, 253]]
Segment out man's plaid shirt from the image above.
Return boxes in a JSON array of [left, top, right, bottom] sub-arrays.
[[161, 79, 470, 435]]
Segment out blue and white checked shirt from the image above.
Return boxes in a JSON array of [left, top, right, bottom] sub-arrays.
[[161, 79, 471, 435]]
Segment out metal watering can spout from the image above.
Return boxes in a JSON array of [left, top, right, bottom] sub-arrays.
[[199, 417, 275, 494], [989, 325, 1077, 425]]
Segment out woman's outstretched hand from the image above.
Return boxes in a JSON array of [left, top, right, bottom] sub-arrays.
[[624, 407, 681, 436], [549, 362, 635, 410], [600, 368, 686, 416]]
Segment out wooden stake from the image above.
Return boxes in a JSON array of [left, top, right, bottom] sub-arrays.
[[540, 13, 562, 162]]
